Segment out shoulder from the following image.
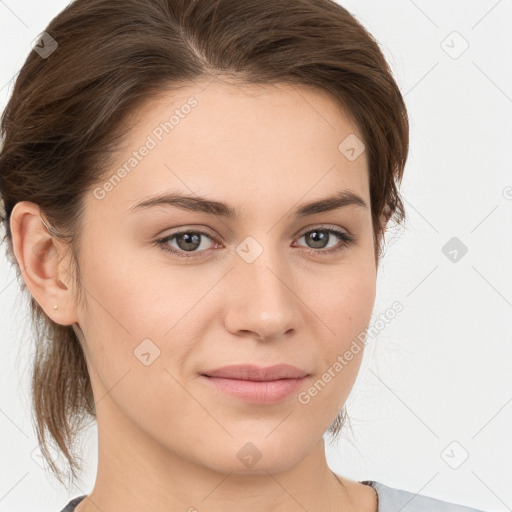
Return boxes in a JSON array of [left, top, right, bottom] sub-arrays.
[[58, 495, 87, 512], [59, 484, 492, 512], [364, 480, 491, 512]]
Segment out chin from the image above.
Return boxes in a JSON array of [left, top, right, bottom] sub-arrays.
[[197, 430, 312, 475]]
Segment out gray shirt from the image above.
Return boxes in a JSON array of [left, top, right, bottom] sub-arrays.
[[58, 480, 491, 511]]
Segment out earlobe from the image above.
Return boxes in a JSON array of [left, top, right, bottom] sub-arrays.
[[9, 201, 79, 325], [380, 204, 392, 233]]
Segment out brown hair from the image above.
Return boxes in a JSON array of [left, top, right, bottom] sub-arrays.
[[0, 0, 408, 486]]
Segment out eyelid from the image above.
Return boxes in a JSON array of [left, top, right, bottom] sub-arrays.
[[295, 223, 350, 237], [154, 227, 219, 259], [293, 225, 356, 252], [155, 224, 356, 259]]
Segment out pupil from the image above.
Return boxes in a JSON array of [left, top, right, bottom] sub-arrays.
[[177, 232, 200, 251], [307, 230, 328, 249]]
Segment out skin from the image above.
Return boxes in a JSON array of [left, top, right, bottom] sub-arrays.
[[11, 79, 388, 512]]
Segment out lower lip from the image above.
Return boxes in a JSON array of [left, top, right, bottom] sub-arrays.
[[200, 375, 307, 404]]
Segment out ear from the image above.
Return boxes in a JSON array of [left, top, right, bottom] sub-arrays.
[[9, 201, 79, 325], [375, 205, 392, 268], [379, 204, 392, 234]]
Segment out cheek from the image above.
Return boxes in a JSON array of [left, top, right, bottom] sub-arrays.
[[77, 226, 375, 374], [75, 239, 210, 396], [302, 274, 375, 407], [77, 234, 171, 334], [305, 261, 376, 401], [310, 261, 377, 339]]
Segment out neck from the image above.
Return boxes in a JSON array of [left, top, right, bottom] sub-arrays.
[[75, 404, 361, 512]]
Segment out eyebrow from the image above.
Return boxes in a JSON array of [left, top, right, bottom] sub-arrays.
[[128, 190, 367, 218]]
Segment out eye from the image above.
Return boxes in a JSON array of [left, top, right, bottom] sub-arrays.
[[155, 229, 217, 259], [293, 226, 356, 256], [155, 225, 356, 259]]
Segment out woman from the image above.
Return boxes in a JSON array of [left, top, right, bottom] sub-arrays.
[[0, 0, 490, 511]]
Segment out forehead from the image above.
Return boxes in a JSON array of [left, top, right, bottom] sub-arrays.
[[91, 79, 369, 220]]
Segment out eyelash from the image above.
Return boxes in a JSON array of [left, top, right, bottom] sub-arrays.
[[155, 226, 356, 260]]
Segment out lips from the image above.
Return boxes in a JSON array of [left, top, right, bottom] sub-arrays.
[[201, 364, 309, 381], [200, 364, 310, 404]]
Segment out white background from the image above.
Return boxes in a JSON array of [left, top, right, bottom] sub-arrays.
[[1, 1, 511, 511]]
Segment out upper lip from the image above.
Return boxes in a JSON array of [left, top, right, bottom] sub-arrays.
[[201, 364, 309, 381]]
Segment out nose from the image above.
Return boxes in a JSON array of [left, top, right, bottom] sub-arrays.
[[223, 244, 301, 341]]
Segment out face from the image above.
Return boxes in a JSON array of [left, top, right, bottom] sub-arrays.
[[70, 80, 378, 475]]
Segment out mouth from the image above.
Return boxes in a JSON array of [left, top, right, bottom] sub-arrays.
[[199, 364, 310, 404], [201, 363, 309, 381]]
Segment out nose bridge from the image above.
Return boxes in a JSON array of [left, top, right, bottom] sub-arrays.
[[227, 234, 299, 337], [238, 235, 293, 301]]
